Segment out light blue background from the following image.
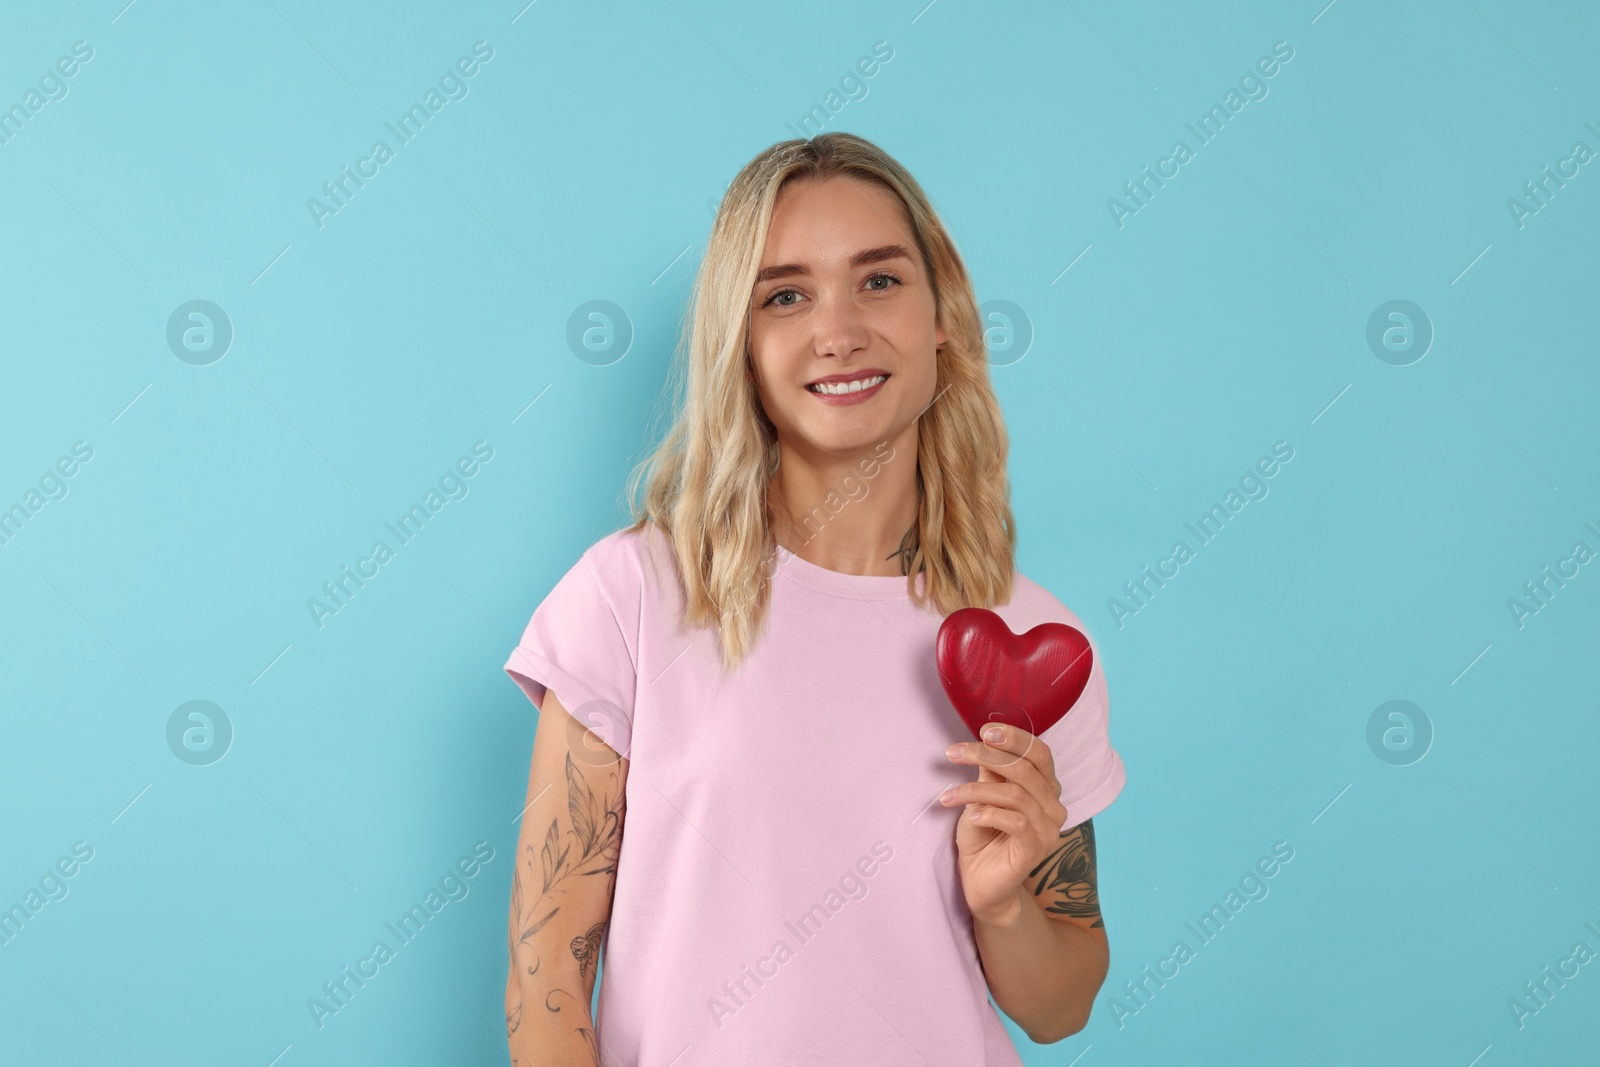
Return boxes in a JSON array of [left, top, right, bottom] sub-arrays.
[[2, 1, 1596, 1064]]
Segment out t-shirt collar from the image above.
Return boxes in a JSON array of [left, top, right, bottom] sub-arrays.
[[773, 543, 926, 600]]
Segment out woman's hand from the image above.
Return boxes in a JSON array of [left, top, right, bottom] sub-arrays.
[[940, 723, 1068, 927]]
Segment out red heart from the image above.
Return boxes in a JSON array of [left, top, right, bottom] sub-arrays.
[[936, 607, 1094, 741]]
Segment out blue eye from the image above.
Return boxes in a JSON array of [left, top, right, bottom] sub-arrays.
[[761, 271, 902, 308]]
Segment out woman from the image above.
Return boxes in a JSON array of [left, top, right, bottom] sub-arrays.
[[502, 131, 1126, 1065]]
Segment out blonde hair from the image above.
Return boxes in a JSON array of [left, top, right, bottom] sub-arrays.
[[623, 131, 1016, 671]]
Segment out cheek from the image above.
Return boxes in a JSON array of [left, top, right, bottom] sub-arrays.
[[883, 293, 938, 344], [883, 302, 939, 366], [747, 347, 799, 426], [749, 330, 796, 386]]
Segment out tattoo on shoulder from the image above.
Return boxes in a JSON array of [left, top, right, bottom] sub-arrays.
[[1027, 818, 1103, 928]]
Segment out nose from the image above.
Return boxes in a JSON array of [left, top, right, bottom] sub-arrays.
[[811, 284, 871, 361]]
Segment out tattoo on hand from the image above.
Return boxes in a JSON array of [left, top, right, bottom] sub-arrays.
[[1028, 818, 1103, 928]]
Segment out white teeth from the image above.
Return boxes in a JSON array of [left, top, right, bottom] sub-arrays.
[[809, 375, 887, 396]]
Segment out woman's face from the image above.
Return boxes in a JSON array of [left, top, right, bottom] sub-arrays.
[[747, 175, 946, 461]]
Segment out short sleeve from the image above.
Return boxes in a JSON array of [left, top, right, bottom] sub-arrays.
[[1037, 628, 1126, 832], [503, 543, 638, 760]]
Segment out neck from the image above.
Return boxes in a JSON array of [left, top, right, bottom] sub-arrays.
[[768, 427, 921, 578]]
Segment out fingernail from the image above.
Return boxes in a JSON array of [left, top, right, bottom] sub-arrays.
[[946, 744, 963, 760], [983, 725, 1005, 743], [939, 786, 956, 804]]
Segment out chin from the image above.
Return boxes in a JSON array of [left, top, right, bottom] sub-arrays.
[[804, 425, 897, 455]]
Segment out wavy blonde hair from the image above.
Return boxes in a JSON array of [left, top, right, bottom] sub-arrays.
[[623, 131, 1015, 672]]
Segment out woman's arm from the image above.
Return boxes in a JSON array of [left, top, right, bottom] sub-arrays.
[[971, 819, 1109, 1043], [505, 686, 628, 1066], [942, 727, 1111, 1043]]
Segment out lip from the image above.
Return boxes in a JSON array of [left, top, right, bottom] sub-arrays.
[[806, 371, 889, 406]]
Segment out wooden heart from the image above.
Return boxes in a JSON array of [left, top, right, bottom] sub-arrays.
[[936, 607, 1093, 740]]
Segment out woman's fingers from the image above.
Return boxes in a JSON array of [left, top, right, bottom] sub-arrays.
[[964, 724, 1057, 781], [946, 726, 1061, 800], [940, 778, 1067, 830], [966, 804, 1030, 836]]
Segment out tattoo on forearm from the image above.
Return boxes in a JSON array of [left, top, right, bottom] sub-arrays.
[[1028, 819, 1103, 928], [572, 922, 605, 980], [507, 750, 625, 1065]]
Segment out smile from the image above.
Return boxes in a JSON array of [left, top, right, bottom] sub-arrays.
[[806, 374, 888, 398]]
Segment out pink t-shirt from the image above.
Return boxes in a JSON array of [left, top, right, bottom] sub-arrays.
[[503, 522, 1126, 1066]]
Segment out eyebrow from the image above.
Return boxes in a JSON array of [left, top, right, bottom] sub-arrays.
[[753, 244, 914, 285]]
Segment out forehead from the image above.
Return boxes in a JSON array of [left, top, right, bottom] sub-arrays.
[[760, 176, 913, 265]]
